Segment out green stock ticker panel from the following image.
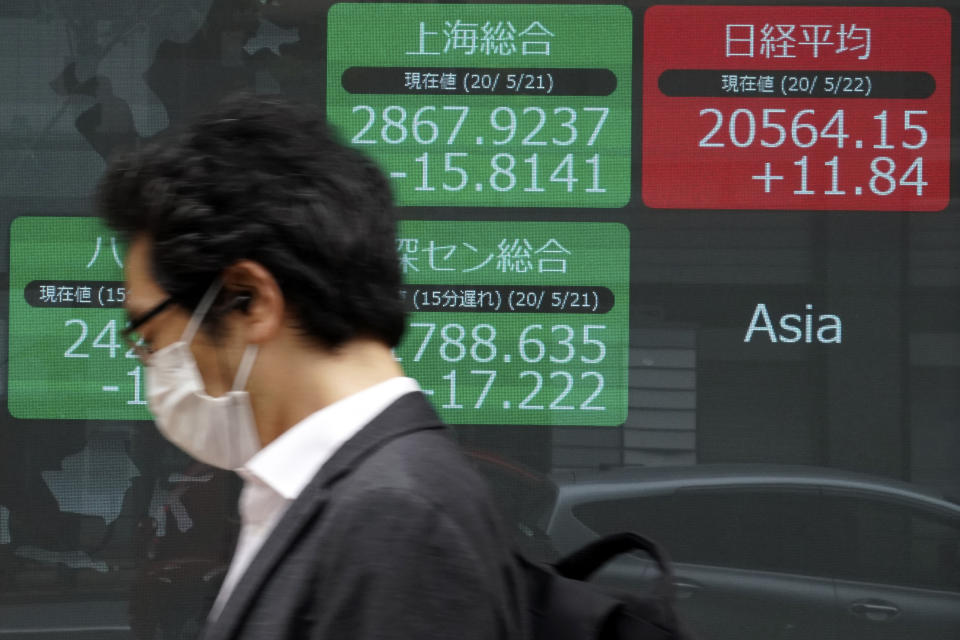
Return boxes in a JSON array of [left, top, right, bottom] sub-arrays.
[[9, 217, 144, 421], [396, 221, 629, 426], [9, 218, 630, 426], [327, 3, 632, 207]]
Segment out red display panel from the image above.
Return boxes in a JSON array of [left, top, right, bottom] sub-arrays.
[[642, 6, 951, 211]]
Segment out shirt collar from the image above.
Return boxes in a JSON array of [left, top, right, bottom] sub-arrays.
[[241, 377, 421, 501]]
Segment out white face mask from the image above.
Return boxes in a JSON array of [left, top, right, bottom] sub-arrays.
[[145, 282, 262, 469]]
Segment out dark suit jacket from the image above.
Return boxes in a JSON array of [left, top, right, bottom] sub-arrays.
[[200, 392, 528, 640]]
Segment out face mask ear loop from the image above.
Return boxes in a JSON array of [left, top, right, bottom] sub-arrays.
[[232, 344, 259, 391], [181, 280, 224, 345]]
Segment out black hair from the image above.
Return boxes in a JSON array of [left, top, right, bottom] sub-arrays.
[[97, 93, 405, 348]]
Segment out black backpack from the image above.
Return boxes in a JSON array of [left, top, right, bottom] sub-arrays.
[[520, 532, 695, 640]]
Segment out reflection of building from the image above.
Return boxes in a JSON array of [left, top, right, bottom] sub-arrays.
[[0, 424, 238, 638], [553, 327, 697, 469], [552, 216, 960, 502]]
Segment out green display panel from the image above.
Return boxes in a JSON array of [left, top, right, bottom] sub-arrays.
[[9, 218, 628, 426], [395, 221, 629, 425], [9, 217, 148, 420], [327, 3, 632, 207]]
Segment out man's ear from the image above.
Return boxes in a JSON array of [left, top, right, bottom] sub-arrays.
[[221, 260, 284, 343]]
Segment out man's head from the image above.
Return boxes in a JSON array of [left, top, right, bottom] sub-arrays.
[[98, 93, 405, 351], [98, 94, 407, 443]]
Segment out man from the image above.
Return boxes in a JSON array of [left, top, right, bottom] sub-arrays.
[[97, 94, 527, 640]]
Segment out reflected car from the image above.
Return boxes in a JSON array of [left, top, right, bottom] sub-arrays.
[[465, 449, 560, 562], [544, 464, 960, 640]]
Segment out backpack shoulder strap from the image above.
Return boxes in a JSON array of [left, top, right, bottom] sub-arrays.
[[554, 532, 676, 599], [519, 554, 623, 640]]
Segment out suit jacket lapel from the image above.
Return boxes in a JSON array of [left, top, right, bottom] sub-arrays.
[[201, 392, 445, 640]]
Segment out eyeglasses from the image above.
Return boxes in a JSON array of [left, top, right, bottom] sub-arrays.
[[122, 297, 174, 360]]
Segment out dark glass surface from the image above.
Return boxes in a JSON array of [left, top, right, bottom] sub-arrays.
[[1, 1, 958, 638]]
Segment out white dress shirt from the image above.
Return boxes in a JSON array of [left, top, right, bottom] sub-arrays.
[[208, 376, 422, 620]]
